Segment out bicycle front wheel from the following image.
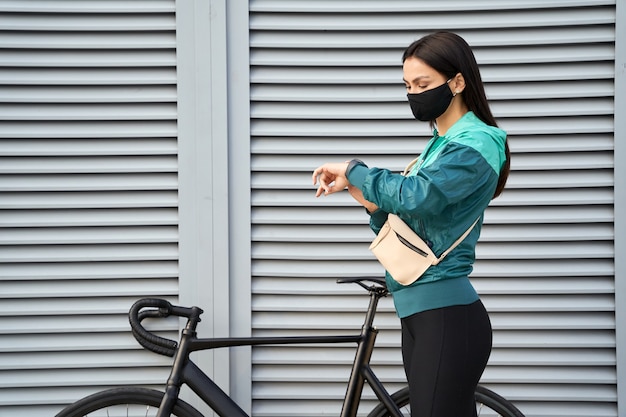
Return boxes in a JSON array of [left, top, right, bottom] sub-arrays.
[[367, 385, 525, 417], [55, 387, 204, 417]]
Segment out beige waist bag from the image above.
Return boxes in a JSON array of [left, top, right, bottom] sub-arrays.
[[369, 214, 478, 286]]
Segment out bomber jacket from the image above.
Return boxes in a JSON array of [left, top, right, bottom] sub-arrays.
[[347, 111, 507, 318]]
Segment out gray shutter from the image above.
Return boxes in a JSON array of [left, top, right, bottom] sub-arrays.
[[249, 1, 618, 417], [0, 1, 178, 416]]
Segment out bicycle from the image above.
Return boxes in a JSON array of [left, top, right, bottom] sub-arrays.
[[55, 277, 525, 417]]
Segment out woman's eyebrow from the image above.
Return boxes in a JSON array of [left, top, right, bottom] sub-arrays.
[[403, 75, 430, 84]]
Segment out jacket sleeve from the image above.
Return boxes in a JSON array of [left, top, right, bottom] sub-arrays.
[[368, 208, 389, 235], [348, 143, 497, 221], [346, 163, 389, 234]]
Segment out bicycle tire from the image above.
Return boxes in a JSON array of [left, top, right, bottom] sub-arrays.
[[366, 384, 525, 417], [55, 387, 204, 417], [475, 385, 525, 417]]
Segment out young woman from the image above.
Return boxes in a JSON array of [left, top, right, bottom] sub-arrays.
[[312, 31, 510, 417]]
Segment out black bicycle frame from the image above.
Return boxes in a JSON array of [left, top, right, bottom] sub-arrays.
[[156, 288, 404, 417]]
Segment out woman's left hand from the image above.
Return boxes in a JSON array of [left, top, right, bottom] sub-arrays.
[[312, 162, 350, 197], [348, 185, 379, 213]]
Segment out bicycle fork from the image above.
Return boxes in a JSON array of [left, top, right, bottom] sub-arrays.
[[155, 308, 249, 417], [155, 311, 199, 417]]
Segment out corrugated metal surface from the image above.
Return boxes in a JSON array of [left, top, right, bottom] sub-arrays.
[[0, 1, 179, 416], [249, 1, 617, 417]]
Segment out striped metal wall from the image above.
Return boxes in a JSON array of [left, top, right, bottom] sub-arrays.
[[0, 1, 179, 416], [0, 1, 621, 417], [248, 1, 618, 417]]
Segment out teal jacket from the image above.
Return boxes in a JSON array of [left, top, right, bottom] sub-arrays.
[[347, 111, 507, 318]]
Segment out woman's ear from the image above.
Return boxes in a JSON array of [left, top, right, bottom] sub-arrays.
[[451, 72, 466, 96]]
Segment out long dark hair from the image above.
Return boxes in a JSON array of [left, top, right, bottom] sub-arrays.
[[402, 31, 510, 198]]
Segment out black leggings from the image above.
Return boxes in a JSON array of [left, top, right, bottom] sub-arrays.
[[401, 300, 492, 417]]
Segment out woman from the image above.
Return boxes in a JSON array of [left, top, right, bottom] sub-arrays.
[[312, 31, 510, 417]]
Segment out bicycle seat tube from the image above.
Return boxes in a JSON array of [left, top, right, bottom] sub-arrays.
[[340, 288, 385, 417]]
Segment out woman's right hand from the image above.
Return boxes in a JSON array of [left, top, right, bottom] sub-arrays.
[[312, 162, 350, 197]]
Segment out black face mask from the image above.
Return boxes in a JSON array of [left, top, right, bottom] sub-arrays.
[[407, 80, 454, 122]]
